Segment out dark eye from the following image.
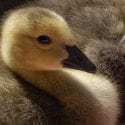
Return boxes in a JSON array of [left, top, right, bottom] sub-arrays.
[[37, 35, 52, 44]]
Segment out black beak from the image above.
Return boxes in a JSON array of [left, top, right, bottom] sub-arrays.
[[62, 45, 96, 73]]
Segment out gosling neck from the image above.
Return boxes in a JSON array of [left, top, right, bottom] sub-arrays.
[[13, 67, 86, 104]]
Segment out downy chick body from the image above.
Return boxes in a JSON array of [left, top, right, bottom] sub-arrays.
[[0, 5, 120, 125]]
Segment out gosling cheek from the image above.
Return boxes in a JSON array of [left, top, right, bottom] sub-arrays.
[[59, 49, 69, 61], [43, 61, 63, 70]]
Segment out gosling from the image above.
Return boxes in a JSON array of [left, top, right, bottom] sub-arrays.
[[0, 6, 120, 125]]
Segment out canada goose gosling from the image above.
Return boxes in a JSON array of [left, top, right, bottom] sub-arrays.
[[1, 6, 119, 125]]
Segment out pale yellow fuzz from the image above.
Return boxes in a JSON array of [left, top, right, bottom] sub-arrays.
[[0, 6, 120, 125], [16, 68, 119, 125], [1, 7, 74, 71]]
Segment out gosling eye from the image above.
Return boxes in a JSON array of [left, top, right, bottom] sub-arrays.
[[37, 35, 52, 45]]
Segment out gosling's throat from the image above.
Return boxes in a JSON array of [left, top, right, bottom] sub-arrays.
[[12, 68, 87, 103]]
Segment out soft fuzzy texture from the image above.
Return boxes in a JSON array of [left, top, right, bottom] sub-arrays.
[[0, 54, 120, 125], [84, 38, 125, 124], [33, 0, 125, 123], [0, 0, 124, 124], [32, 1, 125, 123]]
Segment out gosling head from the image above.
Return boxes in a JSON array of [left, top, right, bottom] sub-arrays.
[[1, 7, 96, 73]]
